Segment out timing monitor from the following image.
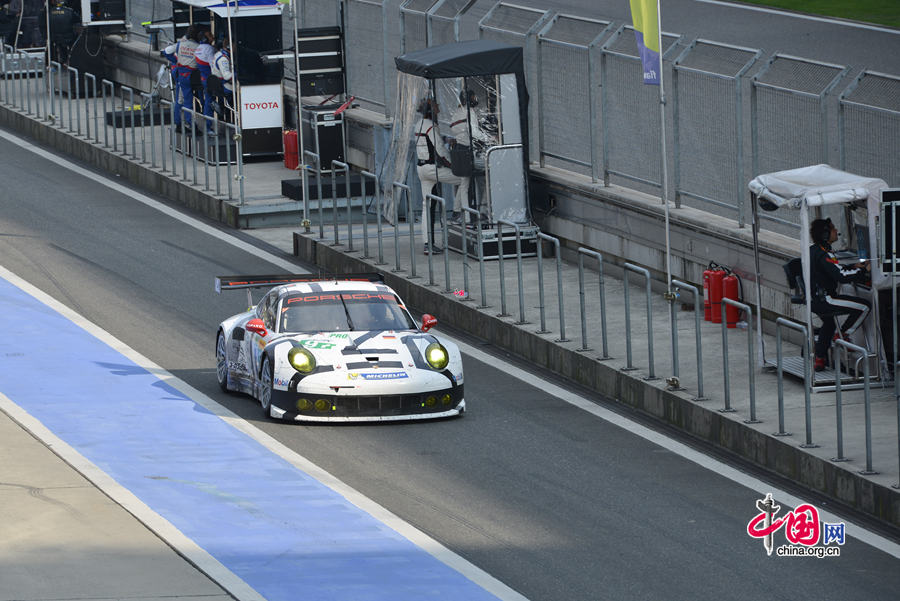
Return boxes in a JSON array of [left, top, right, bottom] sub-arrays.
[[79, 0, 126, 30], [880, 189, 900, 274]]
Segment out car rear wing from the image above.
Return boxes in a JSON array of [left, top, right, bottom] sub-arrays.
[[214, 273, 385, 293]]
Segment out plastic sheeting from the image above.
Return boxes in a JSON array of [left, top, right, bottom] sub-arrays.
[[749, 164, 884, 210]]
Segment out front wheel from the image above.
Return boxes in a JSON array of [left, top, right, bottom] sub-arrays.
[[259, 356, 273, 418], [215, 331, 228, 392]]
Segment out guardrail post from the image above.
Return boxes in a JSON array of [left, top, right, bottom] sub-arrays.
[[124, 85, 135, 156], [624, 263, 654, 378], [303, 151, 322, 238], [499, 219, 526, 324], [360, 170, 376, 260], [330, 160, 347, 246], [495, 221, 511, 317], [424, 193, 444, 286], [773, 318, 806, 438], [721, 298, 756, 420], [390, 182, 407, 273], [362, 171, 384, 264], [578, 249, 609, 358], [673, 280, 706, 400], [460, 208, 481, 301], [537, 233, 566, 340], [101, 79, 114, 149], [834, 339, 876, 473]]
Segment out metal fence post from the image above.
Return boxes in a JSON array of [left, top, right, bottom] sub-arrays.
[[424, 193, 445, 287], [834, 339, 875, 474], [361, 171, 383, 264], [672, 280, 706, 401], [330, 161, 348, 246], [499, 219, 526, 324], [460, 207, 480, 301], [625, 263, 654, 378], [495, 221, 510, 317], [722, 298, 757, 421], [391, 181, 407, 273], [773, 318, 807, 438], [303, 151, 323, 238]]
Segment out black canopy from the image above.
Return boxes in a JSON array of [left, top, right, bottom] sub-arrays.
[[395, 39, 524, 79]]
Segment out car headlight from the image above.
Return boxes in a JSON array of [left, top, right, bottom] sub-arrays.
[[288, 347, 316, 373], [424, 342, 449, 370]]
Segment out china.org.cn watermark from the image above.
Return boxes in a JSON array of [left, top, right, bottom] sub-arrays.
[[747, 493, 845, 558]]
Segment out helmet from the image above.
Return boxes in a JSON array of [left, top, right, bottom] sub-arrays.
[[458, 89, 478, 107]]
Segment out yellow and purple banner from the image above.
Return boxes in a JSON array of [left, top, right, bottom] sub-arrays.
[[629, 0, 660, 85]]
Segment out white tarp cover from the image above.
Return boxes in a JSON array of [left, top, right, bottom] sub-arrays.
[[176, 0, 284, 18], [749, 164, 884, 210]]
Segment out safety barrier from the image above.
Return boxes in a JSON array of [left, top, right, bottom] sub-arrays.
[[672, 279, 705, 400], [536, 233, 565, 340], [774, 317, 808, 439], [497, 220, 526, 324], [834, 339, 875, 473], [425, 193, 450, 291], [721, 298, 756, 421], [330, 160, 349, 247], [0, 55, 246, 205], [623, 263, 655, 378], [577, 248, 608, 358]]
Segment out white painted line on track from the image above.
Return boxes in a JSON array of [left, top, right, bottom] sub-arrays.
[[0, 263, 530, 601], [3, 128, 899, 565], [693, 0, 900, 35]]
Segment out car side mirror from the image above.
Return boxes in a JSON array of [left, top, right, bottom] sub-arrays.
[[246, 318, 268, 337], [421, 314, 437, 332]]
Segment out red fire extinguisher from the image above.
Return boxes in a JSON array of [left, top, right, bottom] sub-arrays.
[[723, 272, 740, 328], [704, 263, 725, 322]]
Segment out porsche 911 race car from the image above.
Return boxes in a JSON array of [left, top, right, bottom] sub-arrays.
[[214, 273, 465, 421]]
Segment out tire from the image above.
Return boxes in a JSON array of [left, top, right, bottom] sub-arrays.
[[259, 356, 273, 418], [215, 331, 229, 392]]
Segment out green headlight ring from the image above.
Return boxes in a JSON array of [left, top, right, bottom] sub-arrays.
[[424, 342, 449, 370], [288, 346, 317, 373]]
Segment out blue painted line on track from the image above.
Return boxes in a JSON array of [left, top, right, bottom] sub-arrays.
[[0, 276, 502, 601]]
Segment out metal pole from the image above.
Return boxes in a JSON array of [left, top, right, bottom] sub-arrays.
[[391, 181, 406, 273], [627, 263, 655, 379], [292, 0, 309, 221], [835, 339, 875, 473], [499, 219, 525, 324], [330, 160, 347, 246], [461, 207, 480, 301], [496, 221, 510, 317], [673, 280, 705, 400], [361, 171, 384, 265]]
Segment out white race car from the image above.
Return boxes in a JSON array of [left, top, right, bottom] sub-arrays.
[[214, 273, 465, 421]]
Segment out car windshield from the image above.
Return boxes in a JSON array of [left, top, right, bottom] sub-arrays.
[[279, 291, 416, 333]]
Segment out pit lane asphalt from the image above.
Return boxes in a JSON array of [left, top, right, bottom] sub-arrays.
[[2, 135, 899, 600]]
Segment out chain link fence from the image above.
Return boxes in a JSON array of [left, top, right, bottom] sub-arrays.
[[536, 14, 612, 181], [599, 25, 681, 194], [840, 70, 900, 187], [673, 40, 760, 226], [91, 1, 900, 235]]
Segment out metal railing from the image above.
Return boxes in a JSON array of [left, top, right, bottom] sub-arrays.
[[834, 339, 875, 473], [0, 58, 245, 204], [721, 298, 756, 420], [623, 262, 654, 378]]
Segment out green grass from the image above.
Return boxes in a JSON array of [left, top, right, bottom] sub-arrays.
[[740, 1, 900, 28]]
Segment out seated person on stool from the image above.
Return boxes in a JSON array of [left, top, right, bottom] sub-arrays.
[[809, 217, 871, 371], [415, 97, 465, 255]]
